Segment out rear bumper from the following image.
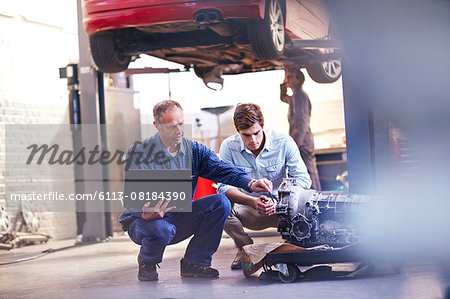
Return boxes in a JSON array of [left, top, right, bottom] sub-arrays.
[[83, 0, 265, 36]]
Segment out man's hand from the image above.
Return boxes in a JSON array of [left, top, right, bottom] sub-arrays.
[[141, 199, 176, 221], [256, 195, 276, 216], [283, 70, 289, 85], [250, 178, 273, 193]]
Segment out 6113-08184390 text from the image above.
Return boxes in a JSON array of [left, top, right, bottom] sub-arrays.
[[9, 191, 186, 201]]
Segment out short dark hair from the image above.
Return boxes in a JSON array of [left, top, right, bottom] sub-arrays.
[[233, 103, 264, 131], [153, 100, 183, 124]]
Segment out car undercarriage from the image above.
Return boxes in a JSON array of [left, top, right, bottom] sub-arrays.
[[90, 19, 341, 87]]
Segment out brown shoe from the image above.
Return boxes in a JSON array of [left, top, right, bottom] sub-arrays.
[[180, 258, 219, 278], [230, 248, 243, 270], [137, 256, 158, 281]]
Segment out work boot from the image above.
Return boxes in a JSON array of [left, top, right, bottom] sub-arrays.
[[230, 248, 243, 270], [137, 255, 159, 281], [180, 258, 219, 278]]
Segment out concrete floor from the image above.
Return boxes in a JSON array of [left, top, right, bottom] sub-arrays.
[[0, 233, 446, 299]]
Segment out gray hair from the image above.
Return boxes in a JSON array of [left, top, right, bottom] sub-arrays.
[[153, 100, 183, 124]]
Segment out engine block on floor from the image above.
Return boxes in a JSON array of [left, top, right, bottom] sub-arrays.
[[276, 178, 370, 247]]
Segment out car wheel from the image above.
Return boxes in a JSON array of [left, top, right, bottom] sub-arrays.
[[248, 0, 285, 60], [306, 23, 342, 83], [278, 264, 301, 283], [306, 53, 342, 83], [89, 33, 131, 73]]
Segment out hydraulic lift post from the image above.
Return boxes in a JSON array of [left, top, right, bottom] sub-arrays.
[[75, 0, 109, 241]]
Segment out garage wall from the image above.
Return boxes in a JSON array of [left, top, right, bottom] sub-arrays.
[[311, 99, 346, 148], [0, 1, 79, 240]]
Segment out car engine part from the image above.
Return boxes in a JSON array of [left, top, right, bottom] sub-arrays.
[[276, 178, 370, 247]]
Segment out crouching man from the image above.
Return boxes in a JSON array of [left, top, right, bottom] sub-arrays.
[[218, 103, 311, 269], [119, 100, 272, 281]]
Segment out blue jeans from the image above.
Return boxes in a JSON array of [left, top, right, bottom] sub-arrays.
[[127, 194, 231, 266]]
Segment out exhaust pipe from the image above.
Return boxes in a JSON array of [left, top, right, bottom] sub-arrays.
[[194, 9, 222, 25], [194, 9, 233, 37]]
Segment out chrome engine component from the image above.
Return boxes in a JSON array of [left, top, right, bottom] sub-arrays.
[[276, 178, 370, 247]]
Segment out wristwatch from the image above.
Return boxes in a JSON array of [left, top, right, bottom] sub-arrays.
[[248, 179, 257, 190]]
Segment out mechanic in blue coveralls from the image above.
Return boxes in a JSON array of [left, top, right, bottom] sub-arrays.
[[217, 103, 311, 269], [118, 100, 272, 281]]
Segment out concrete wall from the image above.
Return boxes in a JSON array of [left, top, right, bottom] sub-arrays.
[[0, 1, 79, 240]]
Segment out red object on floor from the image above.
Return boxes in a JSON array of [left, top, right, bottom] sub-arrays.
[[193, 177, 217, 200]]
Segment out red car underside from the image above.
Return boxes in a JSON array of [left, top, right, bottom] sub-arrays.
[[83, 0, 265, 35]]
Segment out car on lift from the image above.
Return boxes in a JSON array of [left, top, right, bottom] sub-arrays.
[[82, 0, 341, 86]]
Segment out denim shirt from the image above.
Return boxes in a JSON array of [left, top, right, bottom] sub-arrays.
[[119, 133, 253, 225], [217, 130, 311, 197]]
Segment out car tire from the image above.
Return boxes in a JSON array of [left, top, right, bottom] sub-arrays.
[[306, 23, 342, 83], [248, 0, 285, 60], [306, 55, 342, 83], [89, 33, 131, 73]]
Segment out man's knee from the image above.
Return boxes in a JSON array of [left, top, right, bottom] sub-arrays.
[[141, 220, 176, 245], [195, 194, 231, 217], [215, 194, 231, 216]]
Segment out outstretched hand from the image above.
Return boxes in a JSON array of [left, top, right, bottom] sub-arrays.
[[141, 199, 176, 221], [250, 178, 273, 193]]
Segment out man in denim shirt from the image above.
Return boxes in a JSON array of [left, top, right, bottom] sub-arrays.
[[217, 103, 311, 269], [119, 100, 272, 281]]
